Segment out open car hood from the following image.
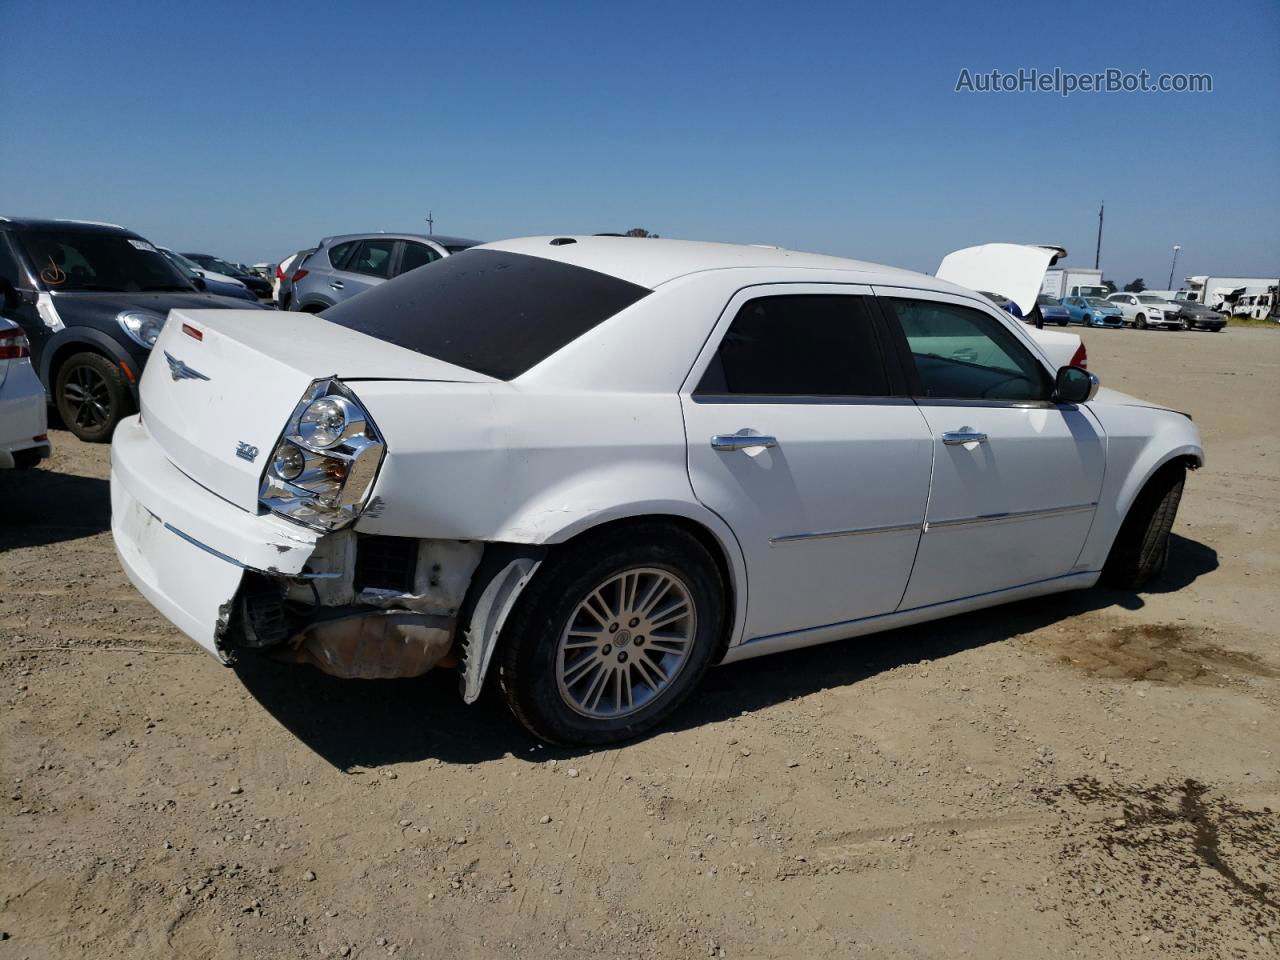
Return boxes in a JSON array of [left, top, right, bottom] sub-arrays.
[[937, 243, 1067, 315]]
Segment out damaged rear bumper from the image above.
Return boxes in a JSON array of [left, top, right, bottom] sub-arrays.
[[111, 415, 521, 687], [111, 415, 322, 658]]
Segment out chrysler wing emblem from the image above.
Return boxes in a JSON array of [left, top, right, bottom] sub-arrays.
[[164, 351, 210, 382]]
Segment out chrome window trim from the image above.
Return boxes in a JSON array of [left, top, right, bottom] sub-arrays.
[[913, 398, 1059, 410], [924, 501, 1097, 532], [770, 520, 922, 545], [692, 393, 914, 406]]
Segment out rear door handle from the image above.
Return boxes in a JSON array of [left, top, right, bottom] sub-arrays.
[[942, 430, 988, 445], [711, 434, 777, 452], [329, 280, 345, 290]]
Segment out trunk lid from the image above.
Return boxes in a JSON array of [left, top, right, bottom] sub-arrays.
[[140, 308, 494, 511], [937, 243, 1066, 316]]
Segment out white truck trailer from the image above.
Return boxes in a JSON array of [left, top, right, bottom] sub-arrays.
[[1041, 267, 1106, 300]]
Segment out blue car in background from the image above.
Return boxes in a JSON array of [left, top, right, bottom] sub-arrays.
[[1062, 295, 1126, 328], [1036, 294, 1071, 326]]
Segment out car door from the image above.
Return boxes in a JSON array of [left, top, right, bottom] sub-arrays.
[[329, 237, 397, 303], [876, 290, 1105, 610], [680, 285, 934, 641], [1110, 294, 1138, 322]]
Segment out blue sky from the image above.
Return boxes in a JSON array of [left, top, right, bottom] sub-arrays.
[[2, 0, 1276, 286]]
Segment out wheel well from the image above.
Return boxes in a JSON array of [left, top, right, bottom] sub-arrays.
[[300, 301, 327, 314], [46, 342, 113, 394], [1121, 455, 1198, 525], [552, 515, 738, 661]]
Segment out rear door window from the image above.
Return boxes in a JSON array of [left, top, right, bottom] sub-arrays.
[[346, 239, 396, 279], [322, 249, 651, 380], [326, 241, 356, 270], [396, 241, 440, 276], [695, 294, 889, 397]]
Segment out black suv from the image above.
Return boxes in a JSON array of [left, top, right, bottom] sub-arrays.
[[0, 218, 264, 441]]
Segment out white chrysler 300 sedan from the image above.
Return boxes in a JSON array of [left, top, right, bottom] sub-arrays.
[[111, 237, 1202, 745]]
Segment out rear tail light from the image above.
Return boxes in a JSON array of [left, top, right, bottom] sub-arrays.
[[290, 269, 308, 282], [1070, 342, 1088, 369], [259, 379, 385, 532], [0, 327, 30, 358], [275, 264, 286, 280]]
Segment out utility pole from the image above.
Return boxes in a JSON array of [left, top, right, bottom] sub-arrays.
[[1094, 201, 1104, 270], [425, 211, 434, 235], [1167, 244, 1181, 290]]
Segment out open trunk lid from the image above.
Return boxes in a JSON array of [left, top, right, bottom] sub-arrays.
[[937, 243, 1067, 315], [140, 309, 493, 512]]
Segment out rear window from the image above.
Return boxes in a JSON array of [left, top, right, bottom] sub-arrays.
[[322, 249, 651, 380]]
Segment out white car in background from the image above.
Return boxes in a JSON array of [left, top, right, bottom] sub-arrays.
[[159, 248, 248, 290], [1108, 293, 1185, 330], [0, 318, 50, 469], [110, 237, 1201, 745]]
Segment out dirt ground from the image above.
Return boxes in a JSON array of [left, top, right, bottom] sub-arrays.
[[2, 326, 1278, 959]]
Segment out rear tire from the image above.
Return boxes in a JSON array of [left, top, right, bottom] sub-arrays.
[[498, 523, 725, 746], [1102, 463, 1186, 589], [54, 351, 132, 443]]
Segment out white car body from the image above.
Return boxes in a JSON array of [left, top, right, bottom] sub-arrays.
[[1108, 293, 1185, 329], [0, 319, 50, 468], [110, 237, 1202, 739]]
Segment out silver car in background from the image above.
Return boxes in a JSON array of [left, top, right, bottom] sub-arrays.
[[289, 233, 479, 312]]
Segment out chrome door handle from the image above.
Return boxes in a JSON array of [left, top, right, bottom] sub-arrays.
[[711, 434, 777, 452], [329, 280, 345, 289], [942, 430, 988, 445]]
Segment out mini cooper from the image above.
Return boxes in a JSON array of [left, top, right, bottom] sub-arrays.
[[111, 237, 1202, 745]]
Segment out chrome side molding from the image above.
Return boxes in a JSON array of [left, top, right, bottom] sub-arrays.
[[925, 501, 1097, 531], [770, 521, 922, 545]]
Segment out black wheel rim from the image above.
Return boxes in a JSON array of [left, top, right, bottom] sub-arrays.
[[63, 364, 112, 431]]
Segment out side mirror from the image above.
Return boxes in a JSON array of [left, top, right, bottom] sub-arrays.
[[1055, 365, 1099, 404], [191, 275, 207, 291]]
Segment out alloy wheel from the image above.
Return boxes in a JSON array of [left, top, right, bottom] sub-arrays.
[[555, 567, 696, 720], [62, 363, 113, 431]]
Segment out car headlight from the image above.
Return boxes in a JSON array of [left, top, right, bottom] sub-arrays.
[[259, 379, 385, 531], [116, 309, 166, 349]]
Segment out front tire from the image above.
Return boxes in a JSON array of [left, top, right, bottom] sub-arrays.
[[498, 524, 725, 745], [1135, 314, 1148, 329], [1102, 463, 1186, 589], [54, 351, 132, 443]]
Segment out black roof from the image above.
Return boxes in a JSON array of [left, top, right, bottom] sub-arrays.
[[0, 217, 139, 236]]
